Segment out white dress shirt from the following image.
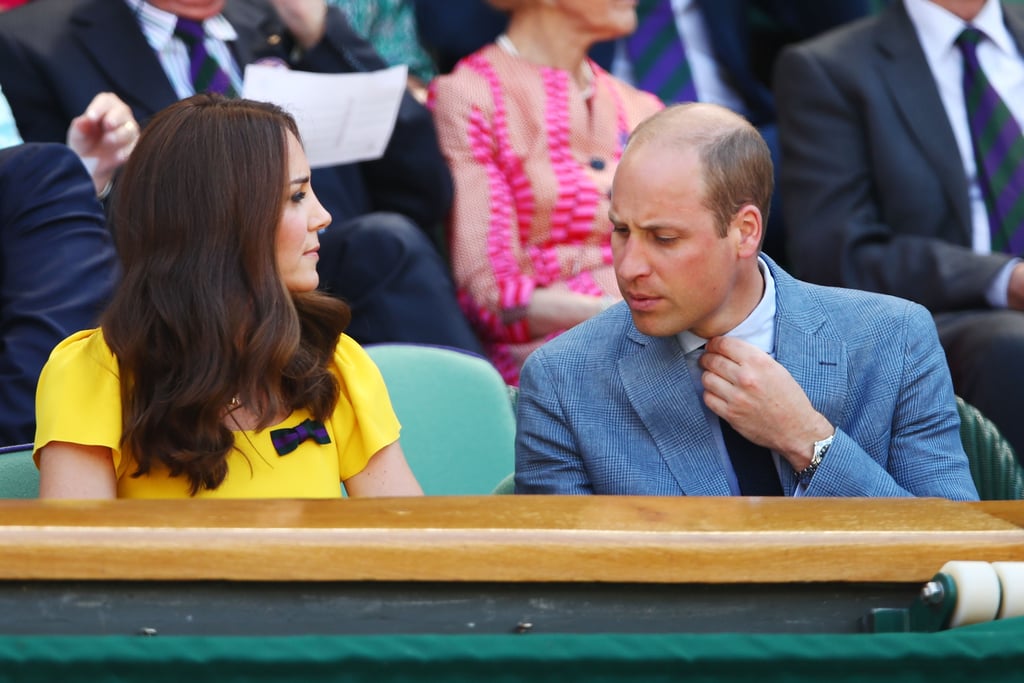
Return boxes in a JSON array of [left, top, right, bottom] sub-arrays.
[[0, 84, 21, 150], [676, 258, 793, 494], [125, 0, 243, 100]]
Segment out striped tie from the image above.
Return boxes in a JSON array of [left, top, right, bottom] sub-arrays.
[[956, 27, 1024, 255], [174, 17, 238, 97], [625, 0, 697, 105]]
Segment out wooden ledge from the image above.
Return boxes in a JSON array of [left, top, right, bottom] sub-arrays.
[[0, 497, 1021, 583], [970, 500, 1024, 528]]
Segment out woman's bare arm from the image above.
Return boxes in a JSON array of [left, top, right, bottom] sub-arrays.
[[343, 440, 423, 497], [37, 441, 117, 499]]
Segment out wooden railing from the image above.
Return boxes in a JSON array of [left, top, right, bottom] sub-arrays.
[[0, 496, 1021, 583]]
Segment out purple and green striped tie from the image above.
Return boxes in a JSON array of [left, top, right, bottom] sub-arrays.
[[625, 0, 698, 105], [174, 17, 238, 98], [956, 27, 1024, 255]]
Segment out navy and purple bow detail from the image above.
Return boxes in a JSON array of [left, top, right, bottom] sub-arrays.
[[270, 418, 331, 456]]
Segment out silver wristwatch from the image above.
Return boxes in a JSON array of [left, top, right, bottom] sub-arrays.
[[797, 433, 833, 485]]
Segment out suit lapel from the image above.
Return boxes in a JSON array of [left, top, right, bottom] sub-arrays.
[[619, 330, 733, 496], [70, 0, 178, 121], [71, 0, 285, 121], [874, 2, 972, 238], [769, 261, 848, 493], [222, 1, 281, 70], [1005, 4, 1024, 61]]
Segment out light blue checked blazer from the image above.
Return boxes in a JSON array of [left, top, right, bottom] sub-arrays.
[[514, 256, 979, 500]]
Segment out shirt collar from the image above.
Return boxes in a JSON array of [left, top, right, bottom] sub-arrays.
[[677, 257, 777, 355], [124, 0, 238, 51], [904, 0, 1013, 62]]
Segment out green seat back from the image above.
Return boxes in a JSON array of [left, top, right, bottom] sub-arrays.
[[0, 443, 38, 498], [365, 344, 515, 495], [956, 396, 1024, 500], [492, 471, 515, 495]]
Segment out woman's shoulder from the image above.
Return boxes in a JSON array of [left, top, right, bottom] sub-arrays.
[[37, 328, 121, 409], [330, 334, 378, 376], [46, 328, 118, 376], [329, 336, 394, 416], [429, 45, 503, 108]]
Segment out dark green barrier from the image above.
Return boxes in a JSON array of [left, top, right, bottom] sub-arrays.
[[1, 617, 1023, 683]]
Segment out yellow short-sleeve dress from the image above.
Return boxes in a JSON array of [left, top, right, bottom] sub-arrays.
[[33, 329, 401, 498]]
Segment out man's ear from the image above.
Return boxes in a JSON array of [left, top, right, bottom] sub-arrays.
[[732, 204, 763, 257]]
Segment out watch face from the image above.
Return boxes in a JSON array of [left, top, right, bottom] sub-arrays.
[[813, 435, 834, 459]]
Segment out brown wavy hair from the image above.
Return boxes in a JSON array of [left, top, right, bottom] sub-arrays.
[[104, 95, 351, 494]]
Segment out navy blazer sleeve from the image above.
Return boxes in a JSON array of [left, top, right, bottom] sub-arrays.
[[0, 143, 119, 445]]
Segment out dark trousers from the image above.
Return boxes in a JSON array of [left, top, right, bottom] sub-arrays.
[[935, 309, 1024, 462], [317, 212, 483, 355]]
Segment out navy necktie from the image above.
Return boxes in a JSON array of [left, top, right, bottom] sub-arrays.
[[719, 419, 783, 496]]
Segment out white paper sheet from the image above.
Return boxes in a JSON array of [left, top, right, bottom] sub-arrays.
[[241, 63, 408, 168]]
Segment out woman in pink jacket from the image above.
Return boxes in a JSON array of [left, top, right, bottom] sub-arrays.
[[429, 0, 662, 384]]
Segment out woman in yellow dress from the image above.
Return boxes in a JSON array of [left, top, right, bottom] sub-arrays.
[[34, 95, 423, 499]]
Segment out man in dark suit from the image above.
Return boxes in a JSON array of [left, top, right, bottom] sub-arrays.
[[515, 103, 977, 500], [0, 0, 482, 352], [0, 143, 119, 445], [775, 0, 1024, 458]]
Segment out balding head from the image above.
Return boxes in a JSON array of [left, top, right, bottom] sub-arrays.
[[623, 103, 773, 237]]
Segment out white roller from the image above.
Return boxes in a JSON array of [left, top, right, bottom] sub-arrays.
[[939, 560, 1001, 628], [992, 562, 1024, 619]]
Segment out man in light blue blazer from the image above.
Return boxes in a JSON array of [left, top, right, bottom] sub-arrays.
[[515, 103, 979, 500]]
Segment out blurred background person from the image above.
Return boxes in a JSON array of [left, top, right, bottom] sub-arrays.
[[0, 142, 118, 445], [328, 0, 436, 102], [0, 0, 480, 352], [417, 0, 873, 266], [1, 86, 140, 196], [429, 0, 663, 384], [774, 0, 1024, 459]]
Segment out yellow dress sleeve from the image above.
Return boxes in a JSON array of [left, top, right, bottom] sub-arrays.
[[33, 329, 132, 477], [330, 335, 401, 480]]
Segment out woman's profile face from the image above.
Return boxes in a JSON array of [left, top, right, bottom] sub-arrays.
[[275, 132, 331, 293]]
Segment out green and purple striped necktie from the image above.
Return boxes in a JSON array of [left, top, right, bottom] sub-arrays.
[[625, 0, 698, 105], [174, 17, 238, 98], [956, 26, 1024, 255]]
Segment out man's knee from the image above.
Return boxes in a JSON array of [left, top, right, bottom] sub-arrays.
[[317, 212, 445, 301]]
